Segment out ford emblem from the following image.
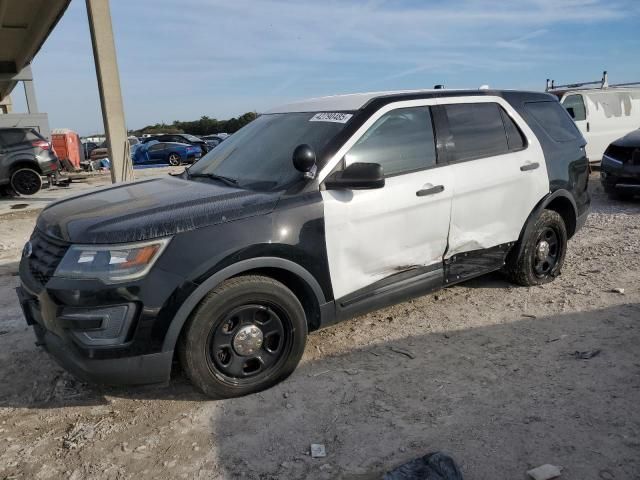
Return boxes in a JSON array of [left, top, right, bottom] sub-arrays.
[[22, 241, 33, 258]]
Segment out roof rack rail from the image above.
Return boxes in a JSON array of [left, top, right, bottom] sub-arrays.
[[546, 71, 640, 92]]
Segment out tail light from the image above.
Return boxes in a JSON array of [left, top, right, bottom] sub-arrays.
[[32, 140, 50, 150]]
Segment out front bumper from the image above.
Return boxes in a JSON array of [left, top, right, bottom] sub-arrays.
[[16, 285, 173, 385], [600, 155, 640, 192]]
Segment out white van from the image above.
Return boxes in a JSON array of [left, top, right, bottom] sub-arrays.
[[547, 72, 640, 164]]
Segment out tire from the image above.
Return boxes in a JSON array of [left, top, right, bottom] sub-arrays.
[[168, 153, 181, 166], [10, 168, 43, 195], [178, 275, 308, 399], [505, 209, 568, 286]]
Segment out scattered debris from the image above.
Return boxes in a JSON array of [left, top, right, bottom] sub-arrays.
[[310, 443, 326, 458], [384, 451, 464, 480], [0, 330, 8, 336], [546, 335, 568, 343], [388, 346, 416, 359], [611, 287, 625, 294], [10, 204, 28, 210], [521, 313, 537, 319], [571, 349, 601, 360], [526, 464, 562, 480], [599, 469, 615, 480]]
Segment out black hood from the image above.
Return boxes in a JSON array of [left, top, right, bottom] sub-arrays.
[[611, 129, 640, 148], [37, 176, 281, 243]]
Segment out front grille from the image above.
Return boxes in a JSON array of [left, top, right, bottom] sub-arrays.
[[28, 231, 69, 286]]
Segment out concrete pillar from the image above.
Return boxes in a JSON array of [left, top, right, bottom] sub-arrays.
[[86, 0, 133, 183], [23, 69, 39, 113]]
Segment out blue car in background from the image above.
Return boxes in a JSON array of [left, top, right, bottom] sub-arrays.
[[132, 140, 202, 166]]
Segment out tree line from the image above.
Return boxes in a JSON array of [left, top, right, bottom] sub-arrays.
[[128, 112, 258, 137]]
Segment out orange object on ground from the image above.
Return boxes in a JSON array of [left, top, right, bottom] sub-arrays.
[[51, 129, 83, 170]]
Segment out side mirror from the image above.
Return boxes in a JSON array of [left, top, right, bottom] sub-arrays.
[[292, 144, 317, 178], [324, 162, 385, 190], [566, 107, 576, 119]]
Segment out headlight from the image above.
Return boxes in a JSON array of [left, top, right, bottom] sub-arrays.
[[54, 238, 171, 283]]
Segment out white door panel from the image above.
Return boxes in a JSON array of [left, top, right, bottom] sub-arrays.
[[438, 96, 550, 259], [323, 167, 452, 299], [446, 149, 547, 257]]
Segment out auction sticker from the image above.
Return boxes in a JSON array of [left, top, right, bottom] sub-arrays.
[[309, 112, 353, 123]]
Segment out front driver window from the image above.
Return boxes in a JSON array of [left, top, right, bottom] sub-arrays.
[[345, 106, 436, 176]]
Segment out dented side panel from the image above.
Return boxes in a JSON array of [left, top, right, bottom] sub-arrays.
[[322, 167, 453, 299]]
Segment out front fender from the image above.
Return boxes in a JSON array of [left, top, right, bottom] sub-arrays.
[[161, 256, 327, 352]]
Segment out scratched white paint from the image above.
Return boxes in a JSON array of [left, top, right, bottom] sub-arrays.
[[439, 96, 549, 258], [321, 95, 549, 298]]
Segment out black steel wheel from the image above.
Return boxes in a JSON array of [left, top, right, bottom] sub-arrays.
[[179, 275, 307, 398], [532, 226, 560, 278], [10, 168, 42, 196], [505, 209, 568, 286], [168, 153, 181, 166], [206, 303, 289, 383]]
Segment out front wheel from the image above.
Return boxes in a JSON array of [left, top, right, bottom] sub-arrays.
[[505, 209, 568, 286], [168, 153, 181, 166], [178, 275, 308, 399]]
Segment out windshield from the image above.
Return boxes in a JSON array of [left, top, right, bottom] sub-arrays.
[[188, 112, 353, 190]]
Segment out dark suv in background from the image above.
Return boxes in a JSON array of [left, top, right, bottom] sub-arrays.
[[601, 129, 640, 200], [0, 128, 59, 195]]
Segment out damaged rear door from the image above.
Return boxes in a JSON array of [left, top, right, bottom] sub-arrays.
[[436, 97, 549, 260], [322, 103, 453, 300]]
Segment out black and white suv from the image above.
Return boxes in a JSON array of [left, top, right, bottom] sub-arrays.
[[17, 89, 590, 398]]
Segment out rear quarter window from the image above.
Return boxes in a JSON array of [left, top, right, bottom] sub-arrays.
[[0, 128, 41, 147], [524, 101, 581, 142]]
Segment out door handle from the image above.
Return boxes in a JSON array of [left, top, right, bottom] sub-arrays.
[[520, 162, 539, 172], [586, 121, 590, 133], [416, 185, 445, 197]]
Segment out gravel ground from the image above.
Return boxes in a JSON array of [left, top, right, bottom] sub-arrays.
[[0, 173, 638, 480]]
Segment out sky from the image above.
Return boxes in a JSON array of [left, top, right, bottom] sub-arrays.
[[11, 0, 640, 135]]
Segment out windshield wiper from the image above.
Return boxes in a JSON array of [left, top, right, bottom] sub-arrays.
[[189, 172, 239, 186]]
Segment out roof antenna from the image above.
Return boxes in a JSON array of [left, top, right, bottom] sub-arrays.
[[433, 84, 445, 89]]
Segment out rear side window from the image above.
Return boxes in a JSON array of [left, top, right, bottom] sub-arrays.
[[442, 103, 508, 162], [561, 94, 586, 121], [500, 109, 526, 151], [524, 101, 581, 142], [346, 106, 437, 176], [0, 128, 42, 147]]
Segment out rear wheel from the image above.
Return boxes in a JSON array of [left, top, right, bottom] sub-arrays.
[[10, 168, 42, 195], [168, 153, 181, 166], [179, 275, 308, 398], [505, 209, 567, 286]]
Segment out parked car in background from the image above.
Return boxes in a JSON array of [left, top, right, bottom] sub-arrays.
[[132, 140, 202, 166], [82, 141, 99, 160], [600, 129, 640, 200], [17, 88, 590, 398], [0, 127, 59, 195], [547, 72, 640, 165], [201, 134, 227, 150], [142, 133, 209, 154]]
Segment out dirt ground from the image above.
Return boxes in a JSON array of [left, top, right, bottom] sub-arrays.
[[0, 173, 638, 480]]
